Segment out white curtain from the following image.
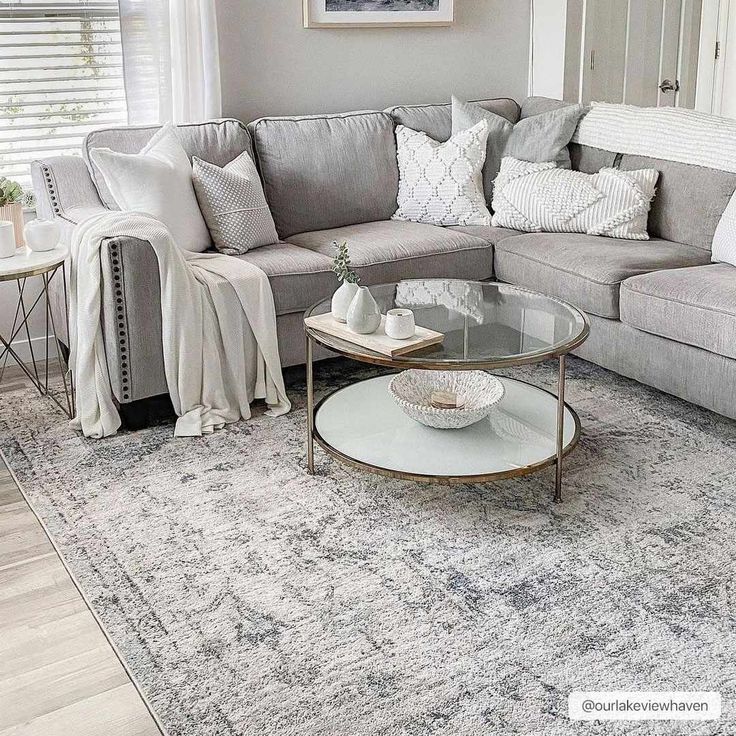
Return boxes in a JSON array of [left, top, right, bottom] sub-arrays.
[[119, 0, 222, 125]]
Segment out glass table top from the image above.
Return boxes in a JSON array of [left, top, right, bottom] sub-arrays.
[[305, 279, 589, 368]]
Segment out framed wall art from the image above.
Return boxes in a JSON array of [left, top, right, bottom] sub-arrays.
[[303, 0, 454, 28]]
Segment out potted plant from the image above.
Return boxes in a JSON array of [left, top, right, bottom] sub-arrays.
[[330, 240, 360, 322], [0, 178, 34, 247]]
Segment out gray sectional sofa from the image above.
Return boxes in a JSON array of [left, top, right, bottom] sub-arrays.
[[32, 96, 736, 423]]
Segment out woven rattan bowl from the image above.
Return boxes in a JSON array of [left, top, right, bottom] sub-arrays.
[[389, 370, 505, 429]]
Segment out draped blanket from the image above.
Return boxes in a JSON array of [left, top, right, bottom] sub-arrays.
[[572, 102, 736, 173], [69, 211, 290, 439]]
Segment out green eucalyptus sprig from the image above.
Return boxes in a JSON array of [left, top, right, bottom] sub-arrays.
[[0, 177, 24, 207], [332, 240, 359, 284]]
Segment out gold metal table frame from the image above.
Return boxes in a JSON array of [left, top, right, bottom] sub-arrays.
[[0, 253, 75, 419], [303, 280, 590, 503]]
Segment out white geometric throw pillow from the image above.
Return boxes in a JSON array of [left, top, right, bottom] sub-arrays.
[[492, 157, 659, 240], [192, 151, 278, 255], [392, 121, 492, 227], [712, 190, 736, 266]]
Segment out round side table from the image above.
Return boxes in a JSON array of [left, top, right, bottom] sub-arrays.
[[0, 246, 75, 418]]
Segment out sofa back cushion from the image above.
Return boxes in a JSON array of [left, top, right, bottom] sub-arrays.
[[85, 119, 252, 210], [385, 98, 519, 143], [570, 144, 736, 250], [569, 143, 618, 173], [249, 111, 399, 239], [618, 154, 736, 251]]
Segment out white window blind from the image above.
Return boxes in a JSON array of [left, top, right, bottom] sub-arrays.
[[0, 0, 128, 189]]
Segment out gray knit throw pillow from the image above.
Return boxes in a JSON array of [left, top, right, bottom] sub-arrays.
[[452, 96, 585, 204], [192, 151, 278, 255]]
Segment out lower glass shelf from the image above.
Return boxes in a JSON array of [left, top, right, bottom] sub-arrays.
[[313, 374, 579, 483]]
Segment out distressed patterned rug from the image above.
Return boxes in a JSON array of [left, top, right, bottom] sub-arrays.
[[1, 357, 735, 736]]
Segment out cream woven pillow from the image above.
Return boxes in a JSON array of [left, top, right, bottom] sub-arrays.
[[491, 157, 659, 240], [392, 121, 491, 227]]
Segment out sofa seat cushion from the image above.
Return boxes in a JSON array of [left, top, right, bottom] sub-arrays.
[[620, 264, 736, 360], [286, 220, 493, 284], [494, 233, 710, 318], [237, 242, 335, 316]]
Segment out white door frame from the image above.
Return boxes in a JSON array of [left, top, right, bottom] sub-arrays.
[[695, 0, 730, 112]]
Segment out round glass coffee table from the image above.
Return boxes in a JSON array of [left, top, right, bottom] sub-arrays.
[[304, 280, 589, 502]]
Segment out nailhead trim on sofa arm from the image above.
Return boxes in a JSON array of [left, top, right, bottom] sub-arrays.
[[100, 235, 168, 404]]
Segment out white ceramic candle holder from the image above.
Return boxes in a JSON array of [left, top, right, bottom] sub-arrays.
[[385, 308, 415, 340]]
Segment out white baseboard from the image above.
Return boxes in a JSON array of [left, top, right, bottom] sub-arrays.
[[2, 334, 57, 367]]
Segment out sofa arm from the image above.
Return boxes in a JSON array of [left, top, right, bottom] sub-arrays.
[[31, 157, 108, 241], [31, 157, 108, 349], [31, 158, 167, 404], [101, 236, 167, 404]]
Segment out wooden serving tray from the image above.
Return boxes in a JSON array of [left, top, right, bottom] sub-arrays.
[[305, 312, 444, 358]]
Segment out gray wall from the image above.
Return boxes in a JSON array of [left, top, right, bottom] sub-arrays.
[[216, 0, 531, 121], [2, 2, 531, 362]]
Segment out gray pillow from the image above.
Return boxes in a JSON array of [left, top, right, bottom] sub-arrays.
[[192, 151, 278, 255], [451, 96, 585, 203]]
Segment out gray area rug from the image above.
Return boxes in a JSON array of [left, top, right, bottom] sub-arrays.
[[1, 357, 735, 736]]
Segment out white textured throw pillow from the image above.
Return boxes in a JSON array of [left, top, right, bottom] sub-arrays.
[[392, 121, 492, 227], [192, 152, 278, 255], [492, 157, 659, 240], [712, 192, 736, 266], [89, 123, 211, 253]]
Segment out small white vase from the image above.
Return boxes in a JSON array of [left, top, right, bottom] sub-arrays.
[[347, 286, 381, 335], [24, 219, 61, 252], [331, 280, 359, 323]]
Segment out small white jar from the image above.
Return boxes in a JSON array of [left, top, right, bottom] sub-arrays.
[[385, 308, 415, 340], [23, 219, 61, 252]]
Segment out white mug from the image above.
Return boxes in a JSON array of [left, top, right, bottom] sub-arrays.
[[385, 308, 415, 340], [0, 221, 16, 259]]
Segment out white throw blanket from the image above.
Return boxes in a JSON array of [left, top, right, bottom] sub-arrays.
[[573, 102, 736, 173], [69, 211, 290, 439]]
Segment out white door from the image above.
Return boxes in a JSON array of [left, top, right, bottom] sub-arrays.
[[579, 0, 702, 108], [698, 0, 736, 116]]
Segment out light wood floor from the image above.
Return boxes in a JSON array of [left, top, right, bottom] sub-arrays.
[[0, 366, 164, 736]]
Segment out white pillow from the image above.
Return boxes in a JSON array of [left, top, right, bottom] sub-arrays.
[[712, 191, 736, 265], [392, 121, 492, 227], [491, 157, 659, 240], [89, 123, 211, 253]]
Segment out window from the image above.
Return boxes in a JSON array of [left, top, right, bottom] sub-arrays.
[[0, 1, 128, 189]]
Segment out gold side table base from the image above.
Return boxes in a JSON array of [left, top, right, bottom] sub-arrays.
[[304, 331, 574, 502], [0, 263, 75, 419]]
